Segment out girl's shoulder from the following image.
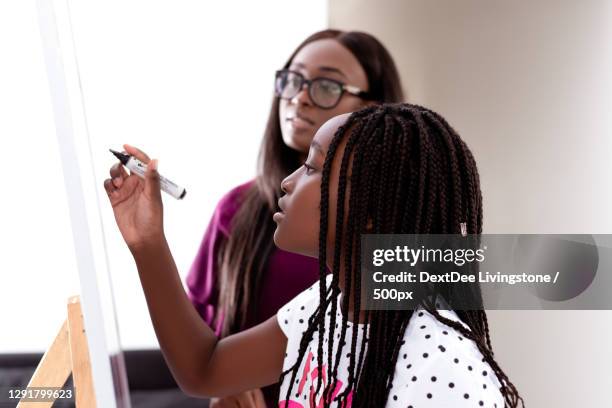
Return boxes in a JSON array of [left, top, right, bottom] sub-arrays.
[[276, 276, 327, 337], [387, 308, 504, 407]]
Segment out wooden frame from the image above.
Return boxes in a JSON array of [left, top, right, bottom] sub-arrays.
[[17, 296, 96, 407]]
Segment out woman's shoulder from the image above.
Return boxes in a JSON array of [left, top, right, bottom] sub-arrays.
[[213, 179, 256, 235], [217, 179, 255, 210]]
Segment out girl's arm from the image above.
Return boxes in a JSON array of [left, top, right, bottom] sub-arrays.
[[133, 237, 286, 397], [103, 145, 286, 397]]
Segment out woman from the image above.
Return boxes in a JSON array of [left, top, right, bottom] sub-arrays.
[[185, 29, 404, 406]]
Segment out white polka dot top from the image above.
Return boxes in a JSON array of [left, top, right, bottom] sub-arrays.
[[277, 275, 504, 407]]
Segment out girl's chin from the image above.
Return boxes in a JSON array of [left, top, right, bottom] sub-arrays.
[[273, 229, 296, 254], [272, 228, 285, 250], [273, 224, 317, 258]]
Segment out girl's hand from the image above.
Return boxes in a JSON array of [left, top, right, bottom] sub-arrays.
[[209, 388, 266, 408], [103, 144, 164, 253]]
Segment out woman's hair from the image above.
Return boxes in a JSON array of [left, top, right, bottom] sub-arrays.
[[279, 103, 524, 407], [216, 30, 404, 336]]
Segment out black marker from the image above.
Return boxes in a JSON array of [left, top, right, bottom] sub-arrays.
[[109, 149, 186, 199]]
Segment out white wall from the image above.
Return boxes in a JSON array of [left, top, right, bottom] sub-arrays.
[[0, 0, 82, 353], [329, 0, 612, 406], [1, 0, 326, 353]]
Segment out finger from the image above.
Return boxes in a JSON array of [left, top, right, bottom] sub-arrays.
[[219, 401, 236, 408], [144, 158, 161, 201], [103, 178, 118, 198], [123, 144, 151, 164], [214, 398, 238, 408], [210, 400, 229, 408], [236, 392, 255, 408], [118, 163, 129, 179], [251, 389, 266, 408], [109, 162, 125, 179], [111, 176, 123, 189], [247, 391, 259, 408], [109, 163, 128, 189]]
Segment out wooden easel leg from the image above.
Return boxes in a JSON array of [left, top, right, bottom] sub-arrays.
[[17, 296, 98, 408], [16, 320, 72, 408], [67, 295, 96, 407]]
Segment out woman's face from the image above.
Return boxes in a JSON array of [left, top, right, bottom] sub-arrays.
[[273, 112, 353, 264], [279, 39, 369, 155]]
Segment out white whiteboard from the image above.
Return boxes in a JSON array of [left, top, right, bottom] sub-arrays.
[[36, 0, 130, 406]]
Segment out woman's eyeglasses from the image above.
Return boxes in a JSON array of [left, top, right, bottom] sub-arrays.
[[274, 69, 370, 109]]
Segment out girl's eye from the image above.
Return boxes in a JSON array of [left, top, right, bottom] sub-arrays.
[[303, 162, 316, 175]]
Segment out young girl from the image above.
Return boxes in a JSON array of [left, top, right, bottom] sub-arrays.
[[187, 30, 403, 405], [104, 103, 523, 407]]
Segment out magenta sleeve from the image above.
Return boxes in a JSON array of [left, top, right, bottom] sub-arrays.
[[186, 205, 225, 336], [185, 181, 253, 338]]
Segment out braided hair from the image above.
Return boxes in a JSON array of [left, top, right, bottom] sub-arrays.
[[279, 103, 524, 407]]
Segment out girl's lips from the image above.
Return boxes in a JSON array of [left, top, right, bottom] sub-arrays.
[[273, 211, 285, 223]]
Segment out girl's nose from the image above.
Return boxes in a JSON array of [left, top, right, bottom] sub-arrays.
[[281, 176, 292, 194]]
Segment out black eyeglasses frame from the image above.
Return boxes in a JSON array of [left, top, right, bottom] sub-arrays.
[[274, 69, 371, 109]]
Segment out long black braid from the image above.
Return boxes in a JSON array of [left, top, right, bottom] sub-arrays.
[[279, 103, 524, 407]]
